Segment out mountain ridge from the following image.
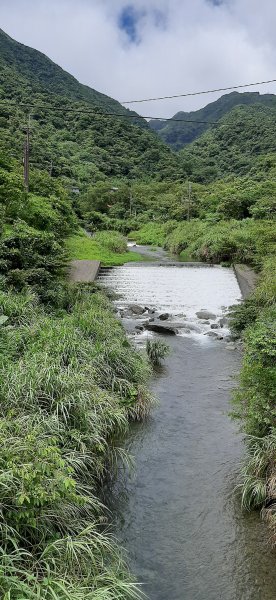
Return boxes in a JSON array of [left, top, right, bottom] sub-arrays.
[[149, 91, 276, 150]]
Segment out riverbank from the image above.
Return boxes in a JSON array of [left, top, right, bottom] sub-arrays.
[[67, 229, 146, 266]]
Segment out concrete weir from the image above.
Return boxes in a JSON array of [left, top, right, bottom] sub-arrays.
[[69, 260, 101, 283]]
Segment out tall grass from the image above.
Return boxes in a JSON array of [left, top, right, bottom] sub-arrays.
[[0, 284, 151, 598]]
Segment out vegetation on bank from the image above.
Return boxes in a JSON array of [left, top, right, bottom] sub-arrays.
[[0, 152, 153, 597], [67, 229, 145, 266]]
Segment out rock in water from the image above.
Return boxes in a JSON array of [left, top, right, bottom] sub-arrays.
[[145, 323, 178, 335], [196, 310, 216, 320], [129, 305, 146, 315], [159, 313, 170, 321]]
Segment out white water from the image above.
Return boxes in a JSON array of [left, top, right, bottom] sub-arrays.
[[99, 264, 242, 338]]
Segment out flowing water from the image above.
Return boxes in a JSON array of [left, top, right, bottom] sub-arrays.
[[99, 254, 276, 600]]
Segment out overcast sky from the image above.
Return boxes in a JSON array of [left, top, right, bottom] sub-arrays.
[[1, 0, 276, 117]]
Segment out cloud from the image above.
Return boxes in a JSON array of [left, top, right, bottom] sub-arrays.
[[1, 0, 276, 118]]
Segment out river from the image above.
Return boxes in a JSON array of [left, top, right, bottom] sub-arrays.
[[99, 250, 276, 600]]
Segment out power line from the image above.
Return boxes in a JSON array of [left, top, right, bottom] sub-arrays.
[[0, 101, 219, 124], [121, 78, 276, 105]]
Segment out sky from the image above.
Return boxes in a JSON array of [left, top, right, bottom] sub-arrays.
[[1, 0, 276, 118]]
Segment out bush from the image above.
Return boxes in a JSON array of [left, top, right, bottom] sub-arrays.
[[0, 221, 67, 294], [94, 230, 127, 253]]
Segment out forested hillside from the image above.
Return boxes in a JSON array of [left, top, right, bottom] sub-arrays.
[[0, 28, 184, 185], [149, 91, 276, 150], [181, 104, 276, 182]]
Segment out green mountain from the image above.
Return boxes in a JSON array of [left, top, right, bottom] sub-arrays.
[[149, 91, 276, 150], [0, 28, 184, 185], [181, 103, 276, 182]]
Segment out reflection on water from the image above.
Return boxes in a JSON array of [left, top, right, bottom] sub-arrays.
[[100, 264, 276, 600]]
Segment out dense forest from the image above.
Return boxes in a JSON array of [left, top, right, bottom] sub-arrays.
[[0, 25, 275, 599], [149, 91, 276, 150]]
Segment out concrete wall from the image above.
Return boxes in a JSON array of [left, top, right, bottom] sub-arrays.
[[234, 264, 259, 299]]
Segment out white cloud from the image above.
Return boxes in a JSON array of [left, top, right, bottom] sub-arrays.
[[1, 0, 276, 117]]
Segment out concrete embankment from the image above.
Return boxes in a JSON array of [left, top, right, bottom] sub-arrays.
[[234, 264, 259, 299], [70, 260, 101, 282]]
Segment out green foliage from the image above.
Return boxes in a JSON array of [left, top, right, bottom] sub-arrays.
[[67, 230, 145, 266], [150, 91, 276, 151], [180, 104, 276, 182], [146, 339, 170, 366], [0, 221, 67, 294], [233, 306, 276, 437], [94, 230, 127, 253], [0, 283, 151, 597]]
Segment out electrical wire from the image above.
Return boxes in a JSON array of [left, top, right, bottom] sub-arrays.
[[0, 101, 219, 124], [121, 78, 276, 104]]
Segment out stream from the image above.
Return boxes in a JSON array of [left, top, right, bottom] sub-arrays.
[[98, 247, 276, 600]]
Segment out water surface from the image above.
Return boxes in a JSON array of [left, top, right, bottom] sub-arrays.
[[99, 262, 276, 600]]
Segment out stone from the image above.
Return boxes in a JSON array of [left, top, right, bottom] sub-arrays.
[[196, 310, 216, 320], [145, 323, 178, 335], [129, 304, 146, 315], [159, 313, 170, 321], [219, 316, 229, 327], [211, 324, 219, 329], [205, 331, 224, 340], [202, 320, 210, 325], [135, 325, 144, 331], [226, 343, 236, 350]]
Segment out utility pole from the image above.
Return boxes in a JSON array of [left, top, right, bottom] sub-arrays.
[[129, 189, 133, 217], [23, 114, 31, 193], [187, 181, 192, 222]]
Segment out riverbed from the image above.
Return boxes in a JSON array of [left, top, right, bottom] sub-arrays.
[[99, 252, 276, 600]]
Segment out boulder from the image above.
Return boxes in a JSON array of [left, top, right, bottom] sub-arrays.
[[196, 310, 216, 320], [145, 323, 178, 335], [205, 331, 224, 340], [219, 316, 229, 327], [159, 313, 170, 321], [129, 304, 146, 315], [211, 324, 219, 329]]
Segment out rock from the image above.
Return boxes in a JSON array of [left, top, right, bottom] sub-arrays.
[[145, 306, 155, 314], [226, 343, 236, 350], [129, 304, 146, 315], [196, 310, 216, 320], [145, 323, 178, 335], [135, 325, 144, 331], [205, 331, 224, 340], [159, 313, 170, 321], [211, 324, 219, 329], [219, 316, 229, 328], [202, 320, 210, 325]]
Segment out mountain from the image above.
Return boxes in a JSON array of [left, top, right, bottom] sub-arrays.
[[149, 91, 276, 150], [180, 103, 276, 182], [0, 28, 185, 184]]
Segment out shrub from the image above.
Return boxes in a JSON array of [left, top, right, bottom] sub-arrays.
[[94, 230, 127, 253]]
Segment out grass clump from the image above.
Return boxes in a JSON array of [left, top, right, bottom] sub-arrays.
[[94, 230, 127, 253], [146, 339, 170, 366]]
